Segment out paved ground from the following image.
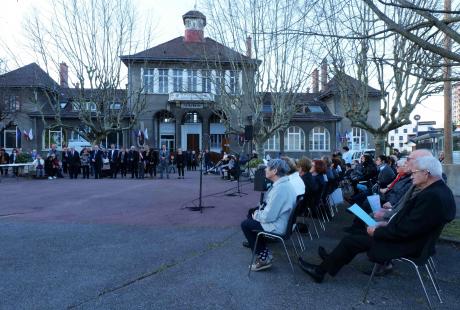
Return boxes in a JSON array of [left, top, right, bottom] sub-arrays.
[[0, 172, 459, 309]]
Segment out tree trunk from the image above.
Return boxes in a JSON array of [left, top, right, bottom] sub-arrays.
[[255, 141, 265, 158], [373, 133, 386, 156]]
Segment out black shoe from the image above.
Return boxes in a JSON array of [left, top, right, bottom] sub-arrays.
[[318, 246, 329, 261], [242, 241, 250, 248], [298, 257, 325, 283], [362, 263, 393, 276]]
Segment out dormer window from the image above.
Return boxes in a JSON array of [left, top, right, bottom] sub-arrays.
[[308, 106, 323, 113]]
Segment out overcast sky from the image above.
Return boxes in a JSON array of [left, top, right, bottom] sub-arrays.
[[0, 0, 445, 127]]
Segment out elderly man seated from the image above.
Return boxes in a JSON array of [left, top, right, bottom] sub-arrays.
[[241, 159, 297, 271], [298, 155, 456, 283]]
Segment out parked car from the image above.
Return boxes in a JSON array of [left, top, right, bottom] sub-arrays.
[[343, 149, 375, 164]]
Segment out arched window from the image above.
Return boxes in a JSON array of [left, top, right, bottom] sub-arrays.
[[284, 126, 305, 151], [350, 127, 367, 150], [264, 132, 280, 151], [309, 127, 330, 151]]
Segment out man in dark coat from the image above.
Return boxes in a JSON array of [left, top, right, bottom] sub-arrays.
[[375, 155, 396, 189], [91, 145, 103, 179], [299, 154, 456, 283], [67, 147, 81, 179], [108, 144, 119, 178], [128, 146, 139, 179]]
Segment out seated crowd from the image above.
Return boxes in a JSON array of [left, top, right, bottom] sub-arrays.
[[240, 148, 457, 288]]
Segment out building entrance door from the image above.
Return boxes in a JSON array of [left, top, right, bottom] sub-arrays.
[[187, 134, 199, 152]]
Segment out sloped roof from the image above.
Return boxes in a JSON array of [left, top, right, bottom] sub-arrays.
[[0, 63, 59, 90], [120, 37, 258, 65], [261, 92, 342, 122], [320, 74, 382, 99]]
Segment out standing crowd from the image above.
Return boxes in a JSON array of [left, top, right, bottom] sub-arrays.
[[0, 144, 215, 180]]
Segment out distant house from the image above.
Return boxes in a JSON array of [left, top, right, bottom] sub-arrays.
[[0, 63, 128, 152]]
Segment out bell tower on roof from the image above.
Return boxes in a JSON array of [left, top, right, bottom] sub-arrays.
[[182, 10, 206, 43]]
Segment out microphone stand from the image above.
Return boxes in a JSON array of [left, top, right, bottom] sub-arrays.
[[187, 151, 215, 213], [226, 160, 247, 197]]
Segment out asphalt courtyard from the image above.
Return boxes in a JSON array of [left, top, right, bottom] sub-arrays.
[[0, 172, 459, 309]]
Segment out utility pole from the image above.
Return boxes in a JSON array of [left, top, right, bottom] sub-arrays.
[[444, 0, 453, 164]]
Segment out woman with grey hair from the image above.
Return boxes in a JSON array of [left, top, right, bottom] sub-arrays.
[[241, 159, 297, 271]]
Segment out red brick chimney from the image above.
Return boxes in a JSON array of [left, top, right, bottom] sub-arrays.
[[321, 59, 328, 91], [246, 36, 252, 58], [59, 62, 68, 88], [183, 11, 206, 43], [312, 68, 319, 93]]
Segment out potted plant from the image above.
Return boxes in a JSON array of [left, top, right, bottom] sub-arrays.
[[247, 158, 264, 179]]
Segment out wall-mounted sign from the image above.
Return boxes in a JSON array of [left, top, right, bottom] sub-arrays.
[[181, 103, 204, 109], [169, 92, 214, 102]]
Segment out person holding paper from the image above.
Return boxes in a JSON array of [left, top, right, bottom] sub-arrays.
[[298, 156, 456, 283]]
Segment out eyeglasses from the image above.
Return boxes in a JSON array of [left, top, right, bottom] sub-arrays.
[[412, 169, 430, 175]]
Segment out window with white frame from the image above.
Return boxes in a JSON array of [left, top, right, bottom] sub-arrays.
[[350, 127, 367, 150], [43, 128, 66, 150], [210, 134, 225, 150], [264, 132, 280, 151], [173, 69, 184, 92], [102, 131, 123, 149], [309, 126, 330, 151], [143, 68, 155, 93], [284, 126, 305, 151], [2, 126, 20, 149], [201, 69, 212, 93], [158, 69, 169, 93], [215, 70, 225, 95], [72, 102, 96, 111], [109, 102, 121, 110], [187, 69, 198, 92], [229, 70, 239, 94]]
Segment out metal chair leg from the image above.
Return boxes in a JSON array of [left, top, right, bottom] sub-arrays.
[[302, 215, 313, 240], [429, 257, 437, 274], [281, 240, 296, 276], [248, 234, 261, 278], [425, 264, 443, 303], [362, 263, 378, 303], [413, 264, 433, 309], [307, 208, 320, 238]]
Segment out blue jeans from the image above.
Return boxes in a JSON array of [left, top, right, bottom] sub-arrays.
[[241, 218, 266, 254]]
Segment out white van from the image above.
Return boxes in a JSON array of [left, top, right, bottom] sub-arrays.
[[343, 149, 375, 164]]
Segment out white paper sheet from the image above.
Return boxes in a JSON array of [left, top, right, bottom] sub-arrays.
[[367, 194, 381, 213]]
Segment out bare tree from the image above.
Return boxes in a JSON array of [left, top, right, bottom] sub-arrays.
[[316, 0, 443, 155], [204, 0, 319, 155], [23, 0, 152, 144]]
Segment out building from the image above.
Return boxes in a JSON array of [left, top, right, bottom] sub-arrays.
[[453, 82, 460, 126], [120, 10, 382, 158], [1, 9, 382, 158], [387, 120, 440, 153]]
